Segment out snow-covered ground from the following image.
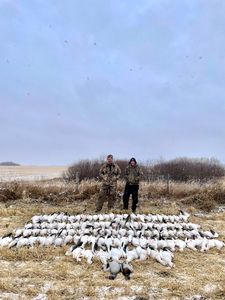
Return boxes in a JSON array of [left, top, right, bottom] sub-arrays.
[[0, 166, 67, 182]]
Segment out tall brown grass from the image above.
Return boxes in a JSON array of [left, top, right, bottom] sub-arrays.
[[1, 178, 225, 212]]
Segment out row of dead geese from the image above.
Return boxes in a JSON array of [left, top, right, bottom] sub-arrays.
[[30, 211, 191, 224], [1, 232, 223, 251], [0, 212, 224, 280]]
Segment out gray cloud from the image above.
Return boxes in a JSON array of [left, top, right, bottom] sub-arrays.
[[0, 0, 225, 165]]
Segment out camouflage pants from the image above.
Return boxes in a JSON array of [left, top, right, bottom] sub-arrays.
[[96, 184, 117, 211]]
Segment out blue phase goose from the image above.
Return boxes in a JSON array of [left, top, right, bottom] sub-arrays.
[[104, 260, 122, 280]]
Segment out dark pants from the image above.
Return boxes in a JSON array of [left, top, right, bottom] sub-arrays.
[[123, 183, 139, 212]]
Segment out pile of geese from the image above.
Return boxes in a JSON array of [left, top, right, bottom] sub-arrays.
[[0, 211, 224, 280]]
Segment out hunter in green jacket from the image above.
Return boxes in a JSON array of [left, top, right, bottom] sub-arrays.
[[123, 157, 142, 212], [96, 154, 121, 212]]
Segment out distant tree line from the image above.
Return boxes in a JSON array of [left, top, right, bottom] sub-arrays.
[[0, 161, 20, 166], [64, 157, 225, 182]]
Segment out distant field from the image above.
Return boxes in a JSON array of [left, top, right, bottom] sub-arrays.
[[0, 166, 67, 182]]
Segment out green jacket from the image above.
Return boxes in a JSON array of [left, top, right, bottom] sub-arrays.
[[99, 163, 121, 185], [125, 164, 142, 185]]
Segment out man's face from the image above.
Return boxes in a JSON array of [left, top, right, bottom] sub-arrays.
[[107, 156, 113, 164], [130, 160, 136, 166]]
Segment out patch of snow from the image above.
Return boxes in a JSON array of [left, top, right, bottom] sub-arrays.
[[14, 261, 27, 268], [213, 206, 225, 213], [203, 283, 218, 293], [32, 294, 48, 300], [97, 286, 124, 295], [41, 282, 53, 293], [185, 295, 207, 300], [130, 285, 143, 293], [0, 293, 21, 300], [193, 213, 207, 217]]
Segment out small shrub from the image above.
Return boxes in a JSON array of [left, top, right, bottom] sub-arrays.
[[150, 157, 225, 182]]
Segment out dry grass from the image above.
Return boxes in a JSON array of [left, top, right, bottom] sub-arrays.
[[140, 179, 225, 212], [140, 180, 205, 198], [0, 180, 98, 204], [0, 178, 225, 299], [1, 165, 225, 212], [0, 200, 225, 300]]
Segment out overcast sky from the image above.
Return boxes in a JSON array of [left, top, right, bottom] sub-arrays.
[[1, 0, 225, 165]]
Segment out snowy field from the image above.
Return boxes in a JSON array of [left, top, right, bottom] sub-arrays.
[[0, 166, 67, 182]]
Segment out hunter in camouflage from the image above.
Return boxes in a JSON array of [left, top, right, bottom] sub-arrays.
[[96, 154, 121, 212], [123, 157, 142, 212]]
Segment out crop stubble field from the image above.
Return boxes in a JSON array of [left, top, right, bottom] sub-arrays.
[[0, 166, 225, 300]]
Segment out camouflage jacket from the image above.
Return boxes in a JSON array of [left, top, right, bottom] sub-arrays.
[[124, 165, 142, 185], [99, 163, 121, 185]]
